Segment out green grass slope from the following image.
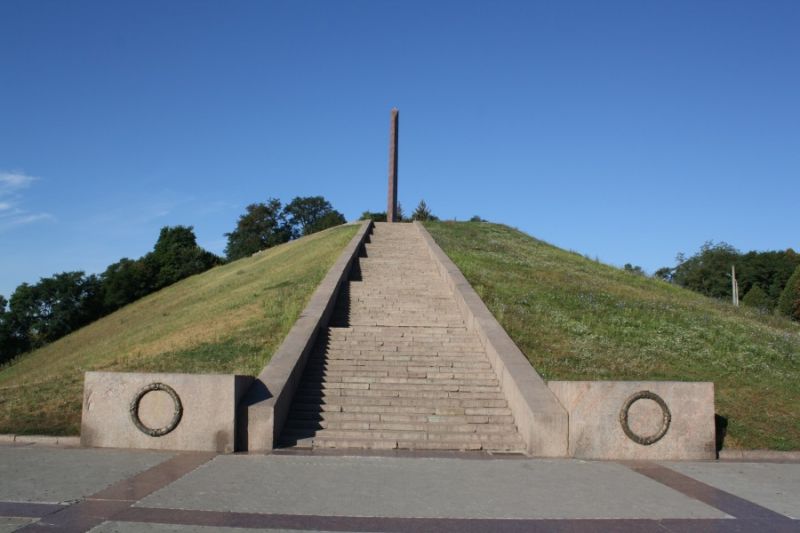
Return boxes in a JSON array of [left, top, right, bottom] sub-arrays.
[[425, 221, 800, 450], [0, 224, 359, 436]]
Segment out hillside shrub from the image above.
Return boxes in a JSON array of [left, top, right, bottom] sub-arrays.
[[742, 285, 771, 312], [777, 265, 800, 321], [411, 199, 438, 221]]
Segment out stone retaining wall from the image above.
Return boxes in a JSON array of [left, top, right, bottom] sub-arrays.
[[81, 371, 252, 452], [549, 381, 716, 460]]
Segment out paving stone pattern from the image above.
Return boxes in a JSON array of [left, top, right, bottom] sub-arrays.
[[280, 223, 525, 451], [2, 446, 799, 531]]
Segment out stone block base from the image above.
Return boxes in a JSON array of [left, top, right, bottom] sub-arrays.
[[548, 381, 715, 460], [81, 372, 252, 453]]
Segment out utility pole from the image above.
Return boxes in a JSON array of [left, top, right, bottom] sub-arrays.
[[731, 265, 739, 307]]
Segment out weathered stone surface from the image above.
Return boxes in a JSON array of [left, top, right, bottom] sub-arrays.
[[548, 381, 715, 460], [81, 372, 252, 452]]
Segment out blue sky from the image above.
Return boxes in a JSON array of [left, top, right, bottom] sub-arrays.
[[1, 0, 798, 297]]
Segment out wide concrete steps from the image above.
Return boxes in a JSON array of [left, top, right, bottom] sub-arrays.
[[280, 325, 524, 451], [278, 223, 525, 453]]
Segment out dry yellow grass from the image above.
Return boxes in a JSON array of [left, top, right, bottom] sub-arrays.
[[0, 224, 359, 435]]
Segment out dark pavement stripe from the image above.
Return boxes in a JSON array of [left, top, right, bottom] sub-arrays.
[[15, 452, 215, 532], [89, 452, 216, 501], [660, 517, 800, 532], [111, 508, 800, 533], [0, 501, 64, 518], [622, 461, 794, 523], [16, 500, 132, 533], [111, 508, 659, 532]]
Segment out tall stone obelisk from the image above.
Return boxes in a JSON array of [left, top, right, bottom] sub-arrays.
[[387, 108, 399, 223]]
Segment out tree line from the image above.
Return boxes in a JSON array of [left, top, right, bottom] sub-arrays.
[[0, 226, 220, 364], [224, 196, 345, 260], [0, 195, 347, 365], [653, 241, 800, 321]]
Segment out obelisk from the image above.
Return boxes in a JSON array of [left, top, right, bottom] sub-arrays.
[[387, 108, 399, 223]]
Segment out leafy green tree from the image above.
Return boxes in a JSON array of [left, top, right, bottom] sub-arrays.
[[101, 258, 156, 311], [777, 265, 800, 321], [103, 226, 219, 311], [737, 249, 800, 310], [661, 244, 799, 308], [671, 241, 740, 299], [0, 227, 220, 361], [284, 196, 345, 237], [308, 210, 347, 234], [742, 285, 771, 312], [225, 199, 291, 260], [359, 211, 387, 222], [8, 272, 104, 349], [148, 226, 221, 289], [411, 199, 438, 221], [0, 295, 24, 364], [469, 215, 485, 222], [0, 296, 7, 348]]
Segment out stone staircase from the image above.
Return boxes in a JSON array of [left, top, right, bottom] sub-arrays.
[[279, 222, 525, 451]]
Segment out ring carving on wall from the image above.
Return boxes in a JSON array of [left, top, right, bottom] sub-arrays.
[[129, 382, 183, 437], [619, 390, 671, 446]]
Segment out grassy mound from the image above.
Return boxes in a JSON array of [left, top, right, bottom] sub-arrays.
[[425, 221, 800, 450], [0, 224, 359, 435]]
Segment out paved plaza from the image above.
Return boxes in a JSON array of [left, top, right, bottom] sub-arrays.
[[0, 444, 797, 532]]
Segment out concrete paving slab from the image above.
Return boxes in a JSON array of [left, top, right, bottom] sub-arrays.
[[663, 461, 800, 519], [0, 445, 173, 504], [0, 517, 35, 533], [137, 455, 727, 520], [90, 523, 346, 533]]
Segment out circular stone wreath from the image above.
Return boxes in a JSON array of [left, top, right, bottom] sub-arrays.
[[129, 382, 183, 437], [618, 390, 671, 446]]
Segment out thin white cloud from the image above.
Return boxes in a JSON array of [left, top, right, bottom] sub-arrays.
[[0, 206, 22, 218], [0, 170, 53, 231], [0, 213, 54, 227], [0, 171, 37, 194]]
